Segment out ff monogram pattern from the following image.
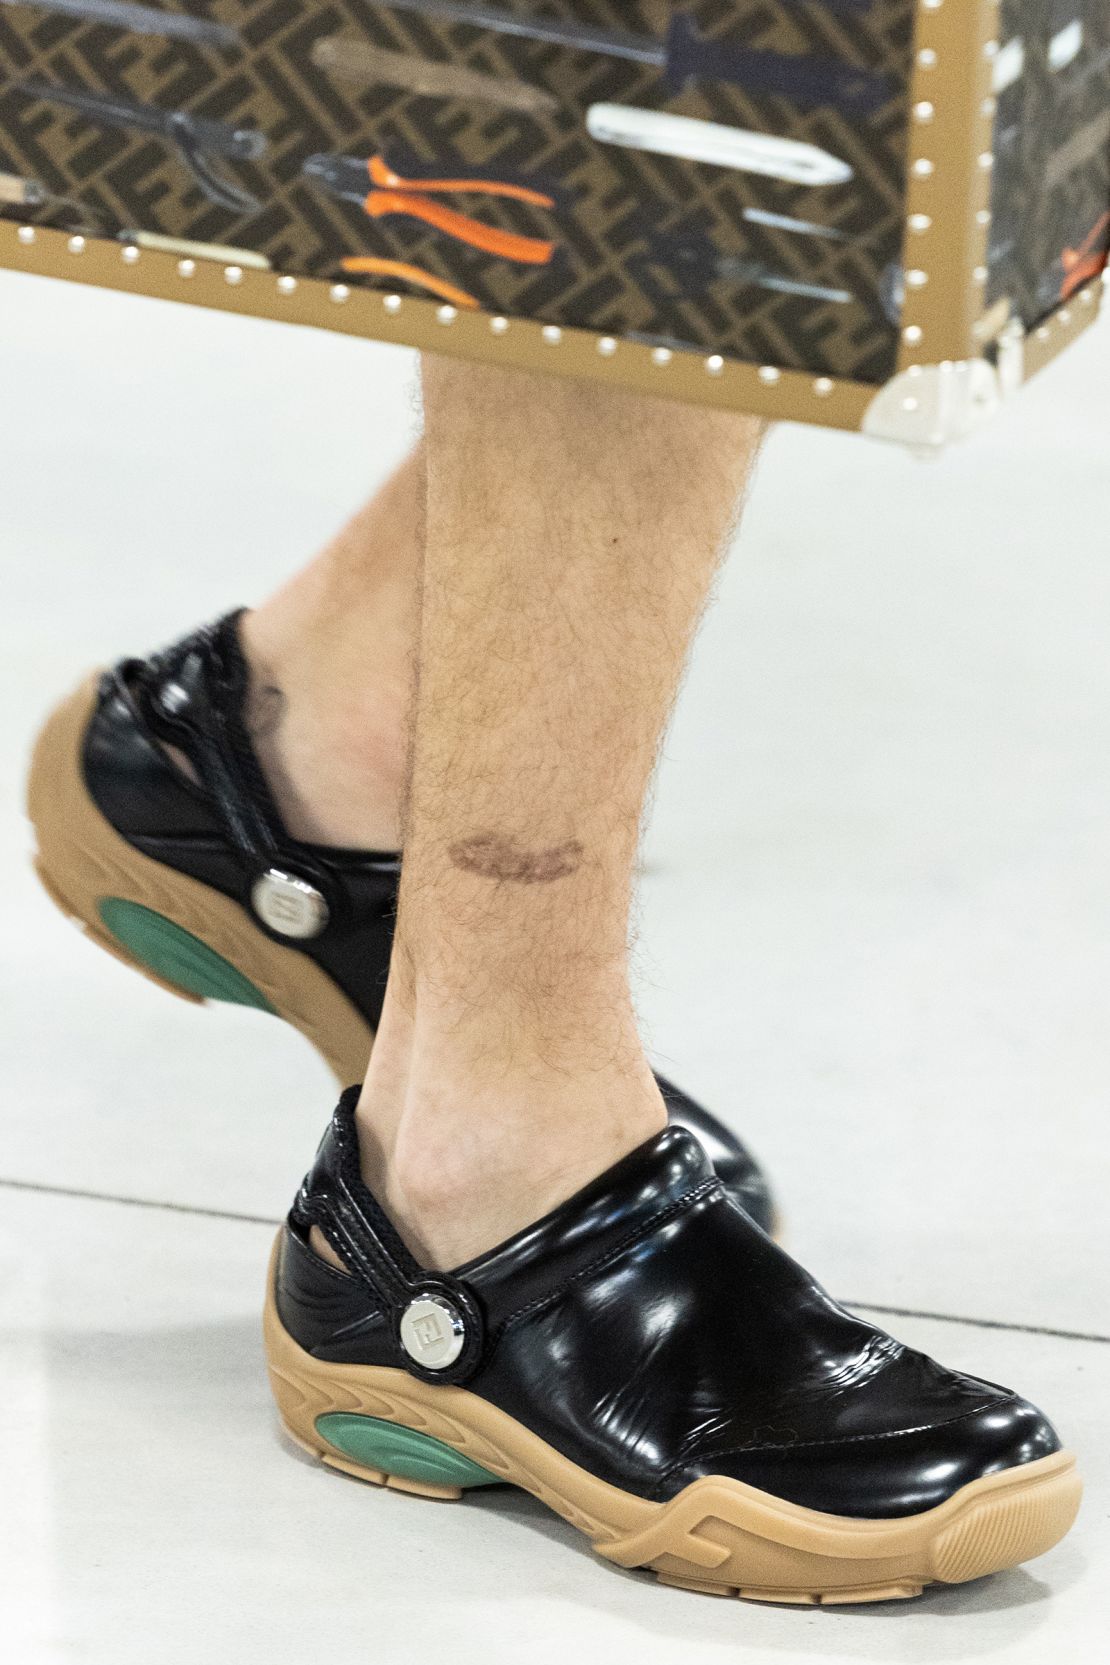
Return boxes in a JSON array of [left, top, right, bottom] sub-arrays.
[[0, 0, 918, 381], [1, 3, 1105, 382]]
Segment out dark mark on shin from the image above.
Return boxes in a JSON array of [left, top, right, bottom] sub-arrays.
[[449, 833, 584, 884]]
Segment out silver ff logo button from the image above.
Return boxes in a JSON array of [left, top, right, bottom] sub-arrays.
[[251, 868, 329, 939], [400, 1294, 467, 1371]]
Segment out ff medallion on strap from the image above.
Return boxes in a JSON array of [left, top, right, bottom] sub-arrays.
[[291, 1087, 487, 1386]]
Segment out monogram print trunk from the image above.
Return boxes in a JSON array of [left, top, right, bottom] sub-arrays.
[[0, 0, 921, 383]]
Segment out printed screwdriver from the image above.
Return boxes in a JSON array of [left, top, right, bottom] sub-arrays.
[[372, 0, 891, 114]]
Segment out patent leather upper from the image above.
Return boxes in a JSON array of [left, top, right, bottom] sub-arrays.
[[280, 1091, 1060, 1519], [80, 611, 775, 1229]]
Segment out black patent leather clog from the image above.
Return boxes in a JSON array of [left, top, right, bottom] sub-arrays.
[[27, 610, 775, 1230], [266, 1089, 1081, 1606]]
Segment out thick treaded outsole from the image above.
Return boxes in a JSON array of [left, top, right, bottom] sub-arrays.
[[263, 1238, 1082, 1608], [26, 674, 375, 1085]]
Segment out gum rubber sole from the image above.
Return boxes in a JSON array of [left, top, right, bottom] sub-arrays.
[[26, 677, 1085, 1599], [26, 674, 375, 1084], [263, 1238, 1082, 1607]]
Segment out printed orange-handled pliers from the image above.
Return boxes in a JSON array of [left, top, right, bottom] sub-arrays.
[[302, 150, 557, 265], [1060, 210, 1109, 300]]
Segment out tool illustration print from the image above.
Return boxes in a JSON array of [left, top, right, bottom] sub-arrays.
[[986, 0, 1110, 320], [0, 0, 931, 382], [372, 0, 892, 113], [310, 37, 559, 115], [586, 105, 853, 185], [0, 167, 104, 229], [11, 81, 266, 213], [740, 207, 849, 241], [629, 228, 855, 310], [0, 0, 237, 48], [2, 5, 856, 298], [119, 228, 273, 269], [626, 221, 908, 329], [1058, 209, 1109, 300], [336, 256, 483, 307], [301, 150, 559, 265], [0, 168, 44, 206]]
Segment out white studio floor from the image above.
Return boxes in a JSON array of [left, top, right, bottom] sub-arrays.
[[1, 268, 1108, 1664]]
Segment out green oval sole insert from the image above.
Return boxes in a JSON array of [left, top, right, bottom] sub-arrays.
[[97, 898, 275, 1013], [315, 1413, 502, 1490]]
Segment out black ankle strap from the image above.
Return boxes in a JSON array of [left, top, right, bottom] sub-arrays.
[[137, 610, 343, 941], [140, 610, 285, 863], [291, 1088, 487, 1386]]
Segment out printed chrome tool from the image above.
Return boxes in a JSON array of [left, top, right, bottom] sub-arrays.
[[302, 151, 557, 264], [632, 230, 854, 307], [13, 80, 265, 213], [740, 207, 849, 240], [373, 0, 891, 114], [0, 0, 237, 48], [1045, 107, 1110, 189], [310, 36, 558, 114], [587, 105, 852, 186]]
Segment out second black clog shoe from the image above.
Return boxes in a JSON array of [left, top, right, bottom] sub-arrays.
[[266, 1089, 1081, 1606], [27, 609, 776, 1230]]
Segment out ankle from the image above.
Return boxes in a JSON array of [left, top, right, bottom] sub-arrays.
[[233, 444, 424, 851], [238, 609, 408, 850], [252, 676, 407, 851], [355, 1041, 666, 1269]]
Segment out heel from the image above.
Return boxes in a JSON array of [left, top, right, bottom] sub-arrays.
[[32, 854, 205, 1005], [96, 897, 274, 1010], [264, 1236, 507, 1504], [26, 674, 374, 1082]]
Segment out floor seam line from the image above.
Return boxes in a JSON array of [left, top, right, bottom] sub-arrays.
[[844, 1300, 1110, 1346], [0, 1174, 280, 1228]]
